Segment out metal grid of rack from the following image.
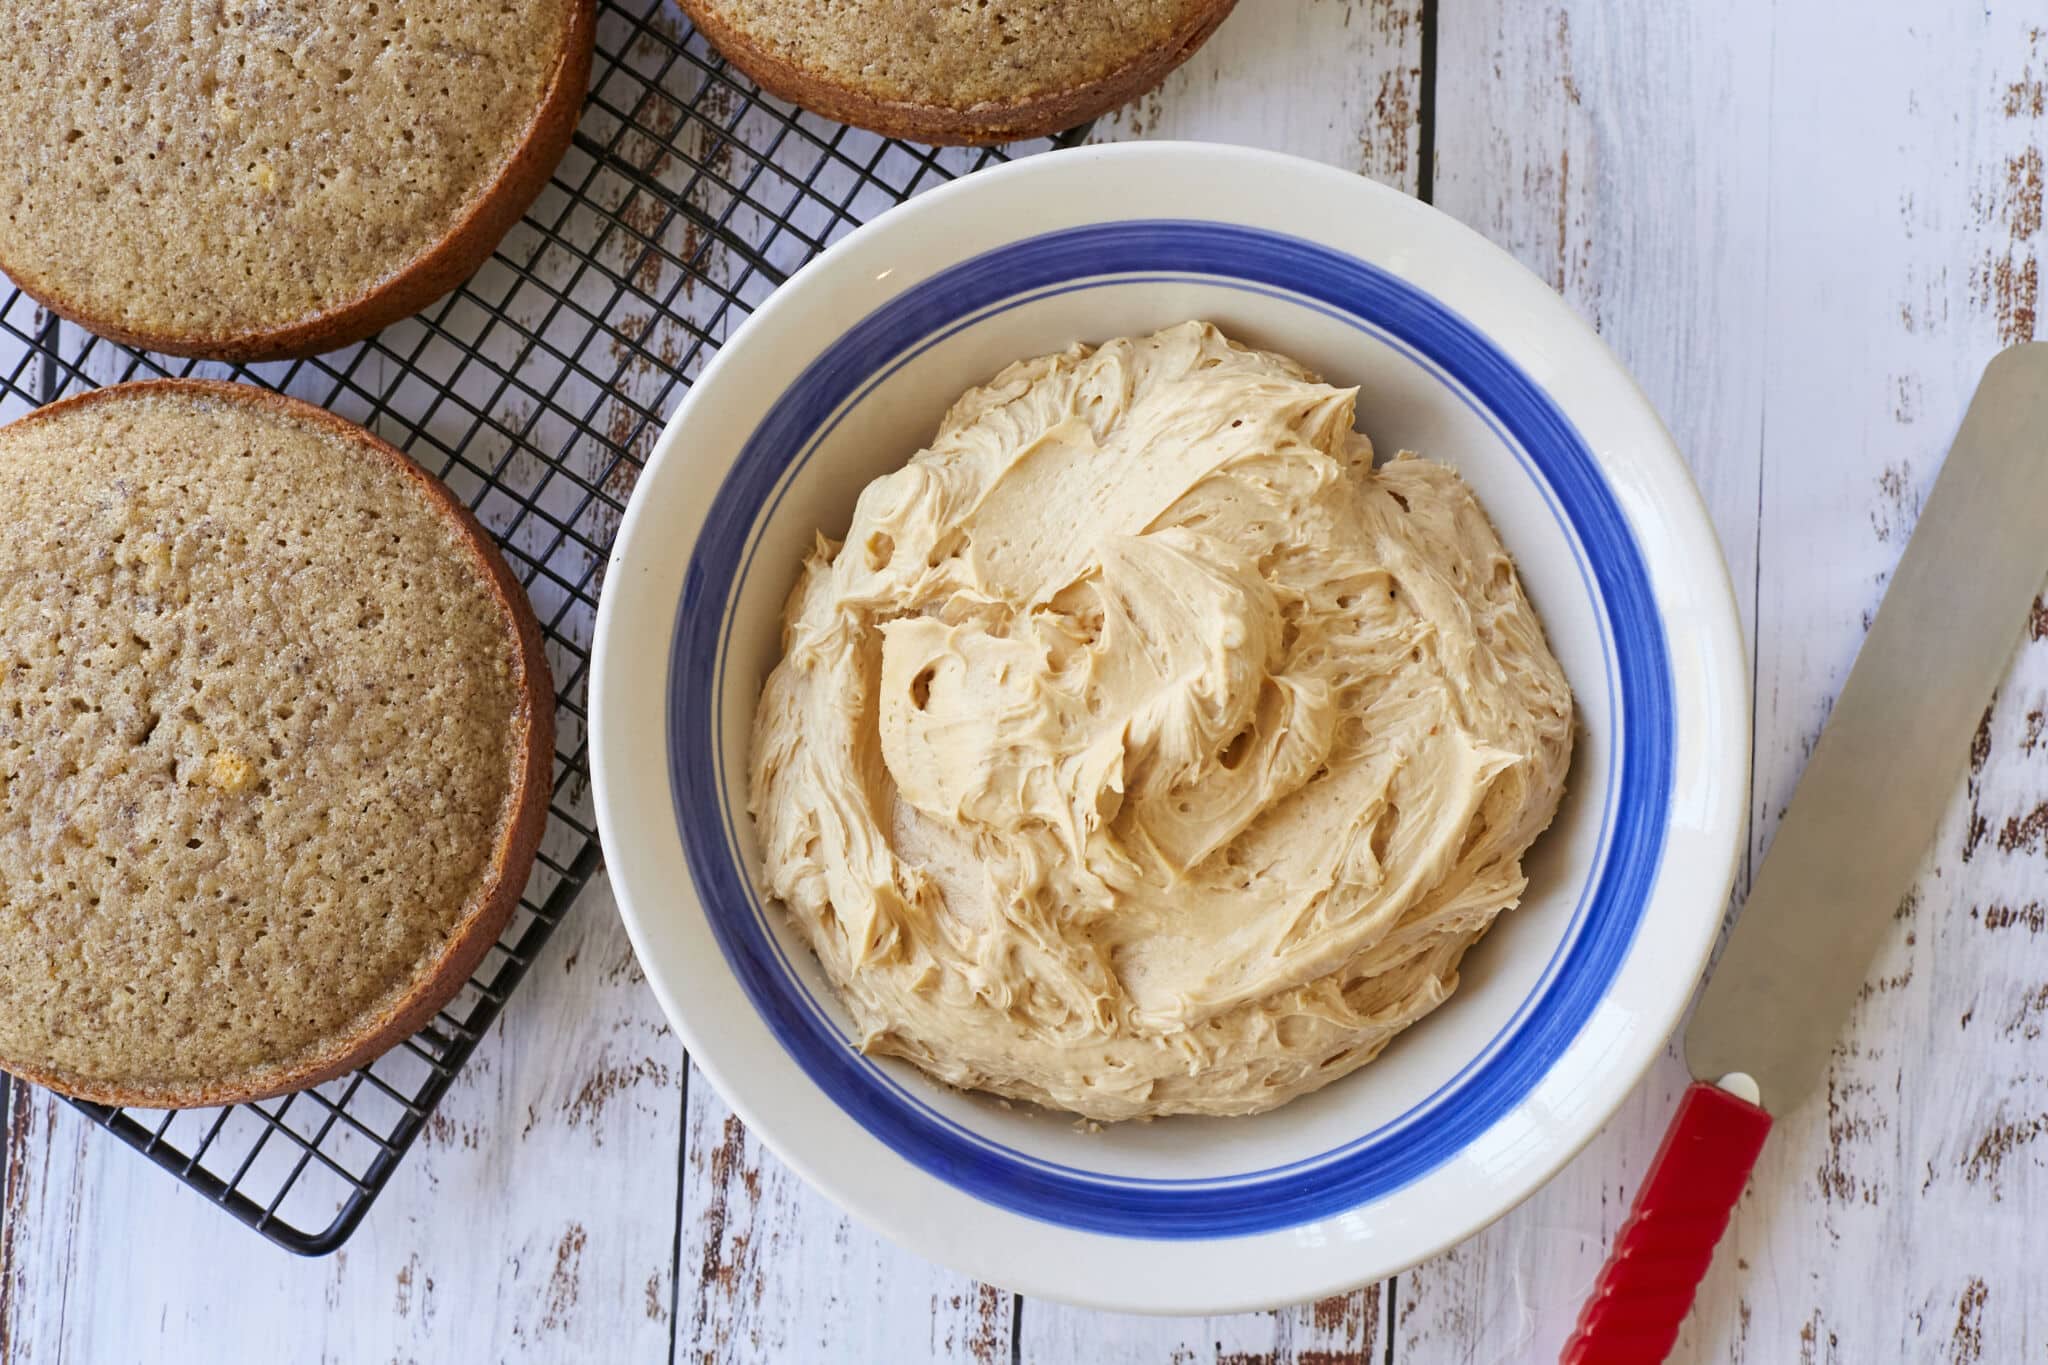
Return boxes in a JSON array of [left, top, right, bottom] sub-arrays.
[[0, 0, 1068, 1255]]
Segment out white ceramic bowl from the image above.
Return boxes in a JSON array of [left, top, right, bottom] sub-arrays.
[[590, 143, 1746, 1313]]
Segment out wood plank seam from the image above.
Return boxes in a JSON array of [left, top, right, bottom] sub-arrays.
[[1417, 0, 1439, 204], [0, 1082, 21, 1365], [1385, 2, 1436, 1351], [1741, 7, 1776, 917], [669, 1061, 691, 1365]]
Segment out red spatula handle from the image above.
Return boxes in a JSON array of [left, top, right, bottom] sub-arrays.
[[1559, 1080, 1772, 1364]]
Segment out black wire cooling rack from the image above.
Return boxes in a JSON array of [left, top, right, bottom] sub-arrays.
[[0, 0, 1074, 1255]]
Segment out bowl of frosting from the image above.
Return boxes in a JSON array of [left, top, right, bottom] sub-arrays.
[[589, 142, 1747, 1313]]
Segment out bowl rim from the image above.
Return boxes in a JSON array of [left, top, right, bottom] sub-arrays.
[[591, 140, 1749, 1312], [672, 223, 1670, 1229]]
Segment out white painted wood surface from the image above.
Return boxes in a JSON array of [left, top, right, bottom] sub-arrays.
[[1413, 4, 2048, 1362], [1400, 2, 1772, 1360], [4, 1, 2045, 1361]]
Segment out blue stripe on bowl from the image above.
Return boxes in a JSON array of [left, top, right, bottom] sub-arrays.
[[667, 221, 1673, 1238], [715, 272, 1621, 1192]]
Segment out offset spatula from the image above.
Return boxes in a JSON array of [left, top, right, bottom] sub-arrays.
[[1561, 342, 2048, 1364]]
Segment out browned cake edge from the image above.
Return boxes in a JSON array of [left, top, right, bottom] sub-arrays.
[[0, 3, 597, 364], [0, 379, 558, 1109], [677, 0, 1239, 145]]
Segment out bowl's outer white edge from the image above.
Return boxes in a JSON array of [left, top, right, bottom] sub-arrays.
[[589, 141, 1752, 1314]]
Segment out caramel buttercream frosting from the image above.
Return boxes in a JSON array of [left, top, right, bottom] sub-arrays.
[[750, 322, 1573, 1121]]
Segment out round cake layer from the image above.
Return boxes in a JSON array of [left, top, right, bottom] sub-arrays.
[[682, 0, 1238, 144], [0, 2, 594, 359], [0, 381, 553, 1107]]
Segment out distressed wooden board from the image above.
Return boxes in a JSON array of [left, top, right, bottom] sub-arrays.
[[676, 1086, 1015, 1365], [674, 5, 1424, 1362], [1086, 0, 1425, 188], [1018, 1291, 1385, 1365], [1698, 5, 2047, 1361], [1408, 1, 2048, 1361]]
